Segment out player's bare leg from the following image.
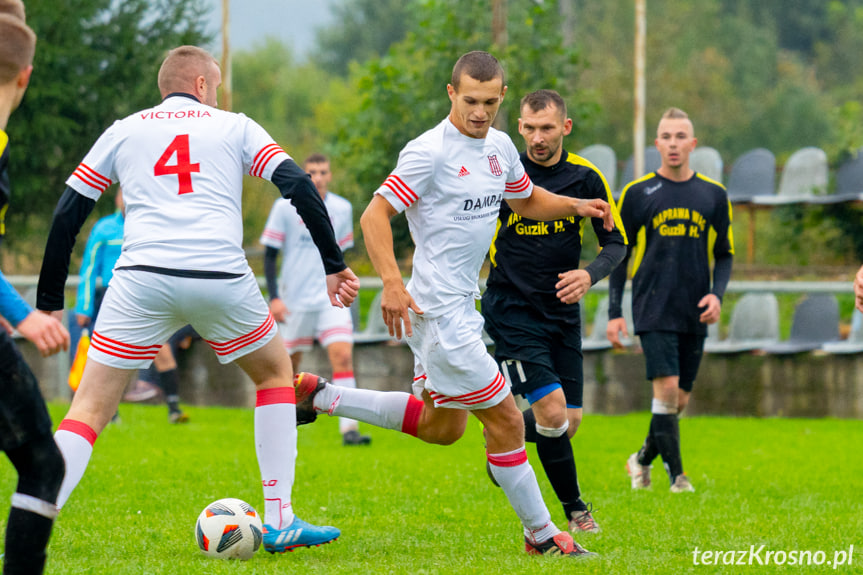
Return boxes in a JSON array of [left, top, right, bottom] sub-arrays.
[[234, 335, 340, 552], [54, 361, 136, 508]]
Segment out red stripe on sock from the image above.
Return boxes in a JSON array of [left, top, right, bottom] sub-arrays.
[[332, 371, 354, 380], [401, 395, 424, 437], [58, 419, 98, 446], [487, 448, 528, 468], [256, 387, 296, 407]]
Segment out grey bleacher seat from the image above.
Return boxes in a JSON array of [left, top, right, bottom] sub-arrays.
[[353, 291, 397, 344], [829, 148, 863, 203], [582, 293, 634, 351], [618, 148, 661, 199], [704, 292, 780, 353], [760, 294, 839, 355], [752, 147, 828, 205], [822, 308, 863, 354], [725, 148, 775, 204], [690, 146, 723, 184], [576, 144, 617, 194]]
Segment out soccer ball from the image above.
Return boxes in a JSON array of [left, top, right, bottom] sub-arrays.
[[195, 498, 263, 560]]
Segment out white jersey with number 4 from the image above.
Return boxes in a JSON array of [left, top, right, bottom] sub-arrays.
[[66, 94, 291, 275], [374, 118, 533, 317], [260, 192, 354, 310]]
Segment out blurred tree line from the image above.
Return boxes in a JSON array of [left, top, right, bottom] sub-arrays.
[[6, 0, 863, 270]]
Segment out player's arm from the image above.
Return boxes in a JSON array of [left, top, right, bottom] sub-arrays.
[[271, 159, 358, 307], [606, 189, 638, 348], [700, 199, 734, 324], [854, 265, 863, 313], [557, 175, 627, 304], [263, 246, 288, 322], [506, 184, 615, 231], [1, 269, 69, 356], [360, 195, 421, 339], [37, 187, 97, 313]]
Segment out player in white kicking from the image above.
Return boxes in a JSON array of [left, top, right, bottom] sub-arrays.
[[261, 153, 370, 446], [294, 51, 613, 557], [36, 46, 359, 554]]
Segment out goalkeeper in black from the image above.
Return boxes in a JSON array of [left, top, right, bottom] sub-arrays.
[[607, 107, 733, 493], [482, 90, 626, 533]]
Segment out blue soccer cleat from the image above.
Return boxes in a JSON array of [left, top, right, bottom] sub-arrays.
[[262, 516, 340, 553]]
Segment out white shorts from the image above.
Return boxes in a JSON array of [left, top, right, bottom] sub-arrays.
[[278, 306, 353, 354], [407, 297, 509, 410], [89, 270, 276, 369]]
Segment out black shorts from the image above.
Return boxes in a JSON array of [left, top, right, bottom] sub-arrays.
[[0, 332, 55, 452], [639, 330, 705, 392], [482, 289, 583, 408]]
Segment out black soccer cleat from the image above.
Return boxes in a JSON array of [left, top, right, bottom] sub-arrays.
[[342, 430, 371, 446]]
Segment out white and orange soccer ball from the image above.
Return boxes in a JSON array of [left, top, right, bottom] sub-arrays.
[[195, 498, 263, 560]]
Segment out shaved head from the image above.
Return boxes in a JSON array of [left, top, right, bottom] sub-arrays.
[[0, 13, 35, 84], [0, 0, 25, 20], [157, 45, 219, 98]]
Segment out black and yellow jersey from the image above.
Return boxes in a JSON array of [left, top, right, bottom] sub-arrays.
[[0, 129, 10, 242], [609, 171, 734, 335], [486, 149, 626, 323]]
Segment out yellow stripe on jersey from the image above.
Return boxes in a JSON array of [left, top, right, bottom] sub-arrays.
[[489, 216, 503, 267], [695, 173, 735, 259], [566, 153, 629, 245], [617, 173, 655, 280], [0, 130, 8, 156]]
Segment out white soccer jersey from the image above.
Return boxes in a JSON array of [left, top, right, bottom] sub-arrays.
[[375, 118, 532, 317], [260, 192, 354, 310], [66, 94, 291, 274]]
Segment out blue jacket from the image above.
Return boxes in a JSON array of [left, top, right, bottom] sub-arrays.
[[74, 211, 124, 318]]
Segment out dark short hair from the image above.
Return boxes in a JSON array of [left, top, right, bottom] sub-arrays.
[[520, 89, 567, 119], [451, 51, 504, 90], [304, 153, 329, 166]]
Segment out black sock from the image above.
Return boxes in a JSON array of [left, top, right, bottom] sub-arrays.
[[650, 413, 683, 483], [4, 508, 54, 575], [158, 368, 181, 413], [522, 408, 539, 443], [535, 431, 583, 518], [637, 431, 659, 466]]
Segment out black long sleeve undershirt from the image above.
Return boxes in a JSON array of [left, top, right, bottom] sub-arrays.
[[264, 246, 280, 300], [271, 159, 346, 276], [37, 187, 96, 311], [584, 241, 626, 286]]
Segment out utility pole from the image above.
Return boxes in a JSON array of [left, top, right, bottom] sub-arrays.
[[221, 0, 232, 112], [633, 0, 646, 179], [559, 0, 575, 48]]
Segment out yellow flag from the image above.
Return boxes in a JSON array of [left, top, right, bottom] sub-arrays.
[[68, 329, 90, 392]]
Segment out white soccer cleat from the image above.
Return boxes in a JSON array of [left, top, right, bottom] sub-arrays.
[[626, 452, 652, 489], [670, 474, 695, 493]]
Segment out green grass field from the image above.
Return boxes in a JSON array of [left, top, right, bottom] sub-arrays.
[[1, 403, 861, 574]]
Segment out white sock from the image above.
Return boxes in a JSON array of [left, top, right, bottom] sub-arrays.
[[487, 448, 559, 544], [314, 385, 423, 436], [255, 388, 297, 529], [332, 371, 360, 434], [54, 420, 98, 509]]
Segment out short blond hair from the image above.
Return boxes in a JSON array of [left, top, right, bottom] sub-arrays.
[[0, 0, 25, 20], [661, 107, 689, 121], [0, 13, 35, 84], [157, 45, 218, 96]]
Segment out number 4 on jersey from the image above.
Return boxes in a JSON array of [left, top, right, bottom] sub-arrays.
[[154, 134, 200, 194]]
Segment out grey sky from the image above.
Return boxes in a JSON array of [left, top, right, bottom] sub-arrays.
[[204, 0, 336, 57]]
